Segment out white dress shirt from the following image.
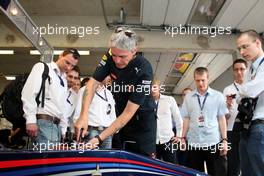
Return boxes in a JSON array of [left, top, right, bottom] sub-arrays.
[[223, 82, 242, 131], [22, 62, 68, 134], [240, 54, 264, 121], [156, 94, 183, 144], [73, 86, 116, 127]]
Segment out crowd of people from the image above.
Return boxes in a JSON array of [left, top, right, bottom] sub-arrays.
[[0, 27, 263, 176]]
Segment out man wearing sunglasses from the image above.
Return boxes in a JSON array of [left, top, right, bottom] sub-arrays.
[[75, 27, 157, 156], [22, 48, 80, 148]]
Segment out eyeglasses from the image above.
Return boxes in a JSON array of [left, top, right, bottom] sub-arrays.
[[114, 27, 135, 38]]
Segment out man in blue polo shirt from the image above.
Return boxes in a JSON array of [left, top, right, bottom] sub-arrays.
[[181, 67, 228, 176], [75, 27, 156, 156]]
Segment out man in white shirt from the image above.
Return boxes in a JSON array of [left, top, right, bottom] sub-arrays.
[[22, 48, 80, 148], [223, 59, 247, 176], [73, 76, 116, 149], [151, 78, 183, 164], [236, 30, 264, 176]]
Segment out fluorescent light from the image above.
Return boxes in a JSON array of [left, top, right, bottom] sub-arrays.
[[5, 76, 16, 80], [0, 50, 14, 55], [30, 50, 41, 55], [78, 51, 90, 55], [30, 50, 90, 55]]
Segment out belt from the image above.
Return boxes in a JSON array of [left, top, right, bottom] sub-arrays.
[[88, 125, 106, 131], [36, 114, 60, 125], [251, 119, 264, 126]]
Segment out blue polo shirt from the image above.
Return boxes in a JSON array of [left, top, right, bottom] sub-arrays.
[[181, 87, 228, 148]]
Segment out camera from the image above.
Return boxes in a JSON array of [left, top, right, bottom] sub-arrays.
[[236, 97, 258, 124]]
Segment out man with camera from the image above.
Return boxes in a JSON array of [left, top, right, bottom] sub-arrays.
[[223, 59, 247, 176], [236, 30, 264, 176]]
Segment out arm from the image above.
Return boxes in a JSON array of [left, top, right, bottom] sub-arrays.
[[218, 116, 228, 156], [240, 67, 264, 98], [170, 97, 183, 138], [74, 78, 100, 140], [88, 100, 139, 148], [180, 117, 190, 151], [21, 63, 45, 137]]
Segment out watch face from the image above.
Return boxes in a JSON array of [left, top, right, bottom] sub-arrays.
[[106, 104, 112, 115]]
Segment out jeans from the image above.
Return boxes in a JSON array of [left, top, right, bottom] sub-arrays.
[[227, 123, 241, 176], [34, 119, 61, 149], [85, 127, 112, 149], [240, 123, 264, 176]]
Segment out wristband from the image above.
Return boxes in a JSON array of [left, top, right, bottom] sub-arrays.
[[95, 135, 103, 145]]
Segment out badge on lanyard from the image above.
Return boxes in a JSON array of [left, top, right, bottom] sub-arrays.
[[197, 93, 208, 128]]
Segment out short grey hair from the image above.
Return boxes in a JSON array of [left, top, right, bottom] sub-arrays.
[[109, 27, 138, 51]]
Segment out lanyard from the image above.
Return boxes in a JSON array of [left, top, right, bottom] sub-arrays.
[[197, 93, 208, 113], [96, 89, 108, 102], [67, 91, 73, 105], [233, 82, 239, 92], [251, 57, 264, 78]]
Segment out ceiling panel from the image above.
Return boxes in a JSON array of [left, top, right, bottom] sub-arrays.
[[140, 0, 168, 25], [164, 0, 195, 26], [207, 53, 233, 82], [237, 0, 264, 32], [154, 52, 176, 84], [213, 0, 259, 28], [143, 52, 160, 74]]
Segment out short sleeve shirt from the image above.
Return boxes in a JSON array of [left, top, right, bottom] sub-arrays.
[[93, 50, 156, 116]]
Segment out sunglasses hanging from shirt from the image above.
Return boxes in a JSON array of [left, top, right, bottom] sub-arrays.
[[95, 89, 112, 115]]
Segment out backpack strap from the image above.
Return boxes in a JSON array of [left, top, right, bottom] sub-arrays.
[[35, 62, 50, 107]]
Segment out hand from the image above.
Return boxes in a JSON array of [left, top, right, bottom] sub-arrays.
[[74, 117, 88, 142], [219, 140, 228, 156], [171, 136, 181, 144], [226, 96, 233, 110], [179, 137, 187, 151], [88, 137, 100, 149], [26, 123, 38, 137]]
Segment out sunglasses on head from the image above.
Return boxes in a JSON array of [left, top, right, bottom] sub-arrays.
[[114, 27, 135, 38], [66, 48, 80, 58]]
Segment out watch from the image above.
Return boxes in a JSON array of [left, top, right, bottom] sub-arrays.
[[95, 135, 103, 145]]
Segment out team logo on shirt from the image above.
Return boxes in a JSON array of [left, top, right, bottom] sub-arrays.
[[108, 49, 112, 56], [102, 54, 107, 61], [134, 67, 141, 74], [99, 60, 106, 67]]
